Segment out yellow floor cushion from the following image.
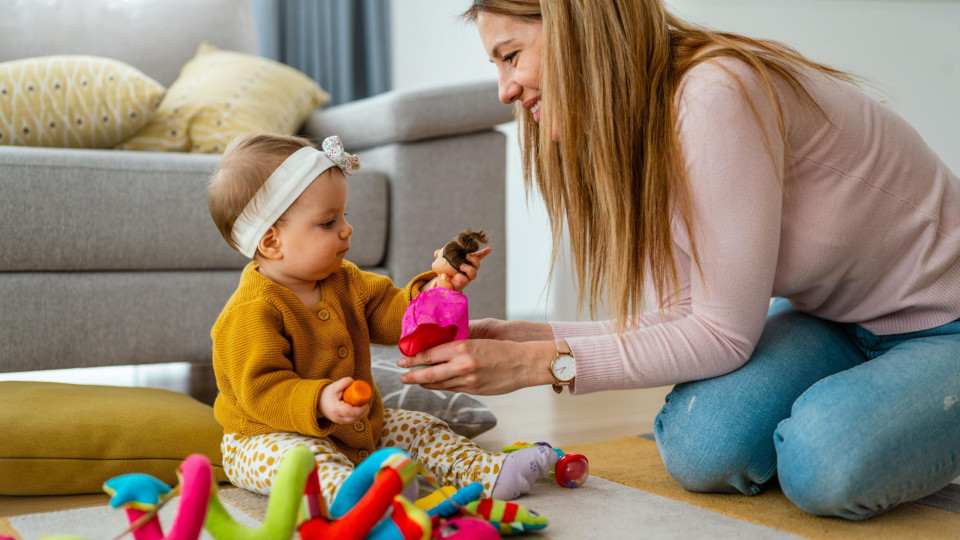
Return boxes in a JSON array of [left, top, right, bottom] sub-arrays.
[[0, 381, 227, 496]]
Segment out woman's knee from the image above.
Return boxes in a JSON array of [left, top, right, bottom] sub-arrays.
[[776, 427, 884, 519], [655, 387, 775, 495], [775, 384, 888, 520]]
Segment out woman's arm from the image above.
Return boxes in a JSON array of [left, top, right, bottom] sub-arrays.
[[469, 318, 555, 341], [401, 59, 786, 396]]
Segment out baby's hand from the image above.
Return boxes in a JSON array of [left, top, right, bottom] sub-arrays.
[[319, 377, 371, 424], [429, 246, 492, 292]]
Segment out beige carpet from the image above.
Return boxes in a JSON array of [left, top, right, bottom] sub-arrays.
[[562, 436, 960, 540]]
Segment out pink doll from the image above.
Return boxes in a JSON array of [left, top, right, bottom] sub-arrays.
[[398, 230, 489, 357]]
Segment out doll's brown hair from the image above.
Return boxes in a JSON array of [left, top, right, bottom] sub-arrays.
[[442, 229, 489, 272]]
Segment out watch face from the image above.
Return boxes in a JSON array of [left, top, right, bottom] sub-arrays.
[[551, 354, 576, 382]]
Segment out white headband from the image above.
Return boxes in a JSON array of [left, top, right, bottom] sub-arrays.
[[231, 135, 360, 258]]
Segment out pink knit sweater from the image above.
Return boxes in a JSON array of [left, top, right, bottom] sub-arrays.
[[552, 58, 960, 393]]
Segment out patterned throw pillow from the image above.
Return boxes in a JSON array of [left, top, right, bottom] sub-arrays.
[[370, 345, 498, 438], [117, 42, 329, 153], [0, 56, 165, 148]]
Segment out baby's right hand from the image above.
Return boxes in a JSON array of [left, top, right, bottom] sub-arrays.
[[320, 377, 371, 424]]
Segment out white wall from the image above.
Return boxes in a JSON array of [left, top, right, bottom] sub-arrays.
[[391, 0, 557, 321], [391, 0, 960, 322]]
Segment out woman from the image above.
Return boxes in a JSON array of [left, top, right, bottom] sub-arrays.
[[399, 0, 960, 520]]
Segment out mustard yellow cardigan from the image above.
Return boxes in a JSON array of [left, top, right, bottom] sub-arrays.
[[212, 260, 432, 464]]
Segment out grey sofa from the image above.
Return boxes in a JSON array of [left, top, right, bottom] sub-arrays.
[[0, 0, 513, 375]]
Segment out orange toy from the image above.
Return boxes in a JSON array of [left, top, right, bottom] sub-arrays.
[[343, 380, 372, 407]]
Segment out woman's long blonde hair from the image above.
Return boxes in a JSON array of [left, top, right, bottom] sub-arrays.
[[464, 0, 853, 330]]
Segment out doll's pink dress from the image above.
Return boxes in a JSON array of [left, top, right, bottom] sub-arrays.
[[398, 287, 470, 357]]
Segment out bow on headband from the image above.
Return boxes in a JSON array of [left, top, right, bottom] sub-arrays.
[[322, 135, 361, 175], [231, 135, 361, 258]]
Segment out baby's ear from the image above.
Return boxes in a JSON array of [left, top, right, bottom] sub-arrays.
[[257, 226, 283, 260]]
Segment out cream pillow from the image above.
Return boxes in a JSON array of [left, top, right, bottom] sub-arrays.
[[0, 56, 165, 148], [117, 42, 330, 153]]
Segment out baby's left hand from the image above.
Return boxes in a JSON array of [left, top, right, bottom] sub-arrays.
[[429, 246, 492, 292]]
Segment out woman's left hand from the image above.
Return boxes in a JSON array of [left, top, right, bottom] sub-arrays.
[[397, 337, 552, 395]]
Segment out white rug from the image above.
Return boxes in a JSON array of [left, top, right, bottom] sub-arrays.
[[5, 495, 260, 540]]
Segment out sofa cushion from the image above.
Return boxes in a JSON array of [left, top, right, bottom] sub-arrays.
[[0, 56, 165, 149], [117, 42, 329, 154], [0, 148, 387, 272], [0, 0, 258, 88]]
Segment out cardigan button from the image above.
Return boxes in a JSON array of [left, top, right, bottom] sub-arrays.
[[318, 309, 330, 320], [353, 421, 365, 432], [358, 450, 369, 459], [338, 346, 349, 358]]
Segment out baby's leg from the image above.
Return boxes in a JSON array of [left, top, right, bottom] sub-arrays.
[[378, 409, 555, 499], [221, 432, 355, 508], [491, 444, 558, 500]]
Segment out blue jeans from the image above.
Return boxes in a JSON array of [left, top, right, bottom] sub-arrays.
[[654, 298, 960, 520]]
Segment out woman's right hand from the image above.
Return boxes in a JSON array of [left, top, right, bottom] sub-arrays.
[[397, 337, 557, 395]]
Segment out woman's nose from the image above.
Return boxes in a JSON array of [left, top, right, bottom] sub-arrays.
[[499, 79, 522, 105]]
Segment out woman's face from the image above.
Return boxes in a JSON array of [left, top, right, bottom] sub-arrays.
[[477, 13, 545, 124]]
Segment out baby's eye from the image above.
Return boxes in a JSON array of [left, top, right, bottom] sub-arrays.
[[319, 219, 335, 228]]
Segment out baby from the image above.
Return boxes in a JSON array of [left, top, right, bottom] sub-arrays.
[[206, 133, 555, 505]]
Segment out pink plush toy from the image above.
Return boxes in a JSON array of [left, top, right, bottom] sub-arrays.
[[398, 230, 488, 357], [102, 454, 211, 540]]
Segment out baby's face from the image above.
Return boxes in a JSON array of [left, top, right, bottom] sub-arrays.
[[274, 169, 352, 281]]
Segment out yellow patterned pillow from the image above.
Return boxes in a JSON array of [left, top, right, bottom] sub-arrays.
[[0, 56, 165, 148], [117, 42, 330, 153]]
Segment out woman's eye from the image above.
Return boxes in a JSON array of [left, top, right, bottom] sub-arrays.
[[503, 52, 517, 65]]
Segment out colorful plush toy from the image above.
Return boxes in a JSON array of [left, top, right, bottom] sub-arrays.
[[305, 447, 431, 540], [102, 454, 211, 540], [36, 447, 389, 540], [504, 441, 590, 488], [35, 444, 552, 540], [398, 230, 488, 357], [416, 481, 548, 536], [463, 499, 548, 535], [205, 446, 316, 540], [431, 517, 499, 539]]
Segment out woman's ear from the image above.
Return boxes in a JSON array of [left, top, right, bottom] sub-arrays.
[[257, 226, 283, 260]]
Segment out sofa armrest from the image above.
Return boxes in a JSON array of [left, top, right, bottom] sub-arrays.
[[301, 80, 515, 151]]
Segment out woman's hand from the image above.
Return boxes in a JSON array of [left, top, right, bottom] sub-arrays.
[[319, 377, 372, 424], [427, 247, 493, 291], [397, 338, 556, 395]]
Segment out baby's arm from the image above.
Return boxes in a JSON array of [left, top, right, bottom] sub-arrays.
[[346, 263, 433, 344], [213, 300, 337, 437]]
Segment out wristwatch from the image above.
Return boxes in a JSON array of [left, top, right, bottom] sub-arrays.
[[549, 340, 576, 393]]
